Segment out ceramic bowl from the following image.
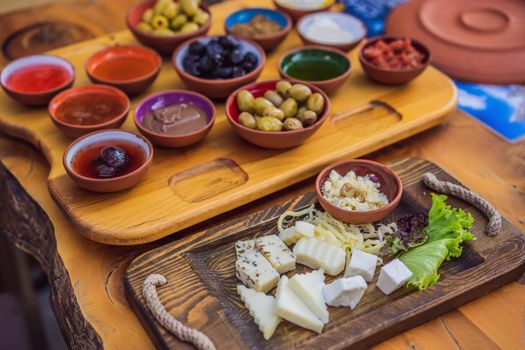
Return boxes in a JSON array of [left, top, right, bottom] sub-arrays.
[[273, 0, 334, 22], [278, 46, 351, 95], [225, 79, 330, 149], [85, 45, 161, 95], [0, 54, 74, 106], [134, 90, 216, 148], [224, 8, 292, 51], [49, 85, 130, 138], [315, 159, 403, 224], [126, 0, 212, 56], [359, 35, 431, 85], [297, 12, 367, 52], [63, 129, 153, 193], [173, 35, 266, 100]]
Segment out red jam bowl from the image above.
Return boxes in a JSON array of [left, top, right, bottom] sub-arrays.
[[49, 85, 130, 138], [225, 79, 330, 149], [0, 54, 74, 106], [63, 129, 153, 193], [86, 45, 162, 95]]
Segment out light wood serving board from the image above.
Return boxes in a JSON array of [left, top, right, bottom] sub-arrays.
[[0, 0, 457, 245], [124, 157, 525, 350]]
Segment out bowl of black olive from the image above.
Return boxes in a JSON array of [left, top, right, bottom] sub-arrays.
[[172, 35, 265, 99]]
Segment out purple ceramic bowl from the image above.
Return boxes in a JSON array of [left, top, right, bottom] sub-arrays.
[[134, 90, 216, 148]]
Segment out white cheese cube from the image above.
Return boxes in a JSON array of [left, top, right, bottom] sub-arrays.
[[294, 221, 315, 238], [237, 285, 281, 340], [376, 259, 413, 295], [235, 239, 255, 258], [275, 276, 324, 334], [236, 250, 279, 293], [288, 270, 329, 323], [255, 235, 296, 274], [279, 227, 301, 245], [322, 276, 367, 309], [344, 248, 378, 282], [293, 237, 346, 276]]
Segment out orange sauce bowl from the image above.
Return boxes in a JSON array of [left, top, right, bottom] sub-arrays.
[[49, 85, 130, 139], [85, 45, 162, 95]]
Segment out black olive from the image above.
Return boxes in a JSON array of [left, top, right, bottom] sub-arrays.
[[183, 54, 199, 70], [206, 42, 224, 57], [244, 52, 258, 64], [188, 41, 205, 55], [213, 66, 233, 79], [219, 35, 239, 48], [198, 55, 214, 73], [242, 60, 256, 73], [187, 63, 202, 77], [100, 146, 128, 168], [95, 164, 118, 178], [232, 66, 245, 78], [228, 49, 243, 65]]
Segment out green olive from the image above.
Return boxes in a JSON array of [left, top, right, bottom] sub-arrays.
[[137, 22, 153, 33], [237, 90, 254, 113], [180, 0, 199, 17], [296, 106, 307, 121], [307, 93, 324, 115], [153, 0, 170, 15], [280, 98, 298, 119], [263, 106, 285, 121], [162, 2, 178, 19], [256, 117, 283, 132], [193, 9, 209, 25], [283, 118, 303, 131], [153, 28, 176, 36], [142, 8, 154, 22], [253, 97, 273, 116], [171, 14, 188, 30], [276, 80, 292, 98], [239, 112, 257, 129], [264, 90, 283, 107], [180, 22, 199, 33], [151, 15, 169, 29], [299, 110, 318, 126], [288, 84, 312, 103]]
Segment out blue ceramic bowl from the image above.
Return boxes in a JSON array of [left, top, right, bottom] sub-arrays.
[[224, 8, 292, 51]]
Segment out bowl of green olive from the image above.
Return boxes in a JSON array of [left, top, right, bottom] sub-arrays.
[[225, 79, 330, 149], [127, 0, 211, 56]]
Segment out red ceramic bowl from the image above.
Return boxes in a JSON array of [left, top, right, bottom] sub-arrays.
[[315, 159, 403, 224], [224, 8, 292, 52], [85, 45, 161, 95], [173, 35, 266, 100], [225, 80, 330, 149], [359, 35, 431, 85], [134, 90, 216, 148], [49, 85, 130, 138], [0, 54, 74, 106], [273, 0, 334, 22], [126, 0, 212, 56], [63, 129, 153, 193]]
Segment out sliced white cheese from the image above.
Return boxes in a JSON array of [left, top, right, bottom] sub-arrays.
[[295, 221, 315, 238], [236, 249, 280, 293], [237, 285, 281, 340], [279, 227, 301, 245], [376, 259, 413, 295], [344, 248, 378, 282], [235, 239, 255, 258], [288, 270, 329, 323], [293, 237, 346, 276], [255, 235, 296, 274], [275, 276, 324, 334], [322, 276, 367, 309]]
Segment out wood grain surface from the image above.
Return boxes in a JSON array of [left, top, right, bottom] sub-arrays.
[[0, 0, 457, 245], [123, 157, 525, 349]]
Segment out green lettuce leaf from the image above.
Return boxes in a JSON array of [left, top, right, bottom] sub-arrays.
[[399, 194, 475, 290]]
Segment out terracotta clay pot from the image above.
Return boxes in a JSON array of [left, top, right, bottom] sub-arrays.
[[273, 0, 334, 22]]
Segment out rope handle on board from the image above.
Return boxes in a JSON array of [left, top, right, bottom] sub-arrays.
[[422, 172, 502, 237], [142, 274, 216, 350]]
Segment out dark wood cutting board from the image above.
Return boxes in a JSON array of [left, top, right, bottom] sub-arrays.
[[124, 157, 525, 350]]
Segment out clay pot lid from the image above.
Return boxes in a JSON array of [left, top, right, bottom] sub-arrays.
[[386, 0, 525, 84]]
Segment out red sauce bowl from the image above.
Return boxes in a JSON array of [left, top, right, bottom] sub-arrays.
[[126, 0, 212, 56], [86, 45, 162, 95], [0, 54, 74, 106], [315, 159, 403, 224], [49, 85, 130, 139], [225, 80, 330, 149], [63, 129, 153, 193]]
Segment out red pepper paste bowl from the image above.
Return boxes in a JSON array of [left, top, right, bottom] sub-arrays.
[[134, 90, 216, 148], [225, 80, 330, 149], [315, 159, 403, 224], [63, 129, 153, 193], [359, 35, 431, 85], [0, 54, 75, 106], [126, 0, 212, 56], [85, 45, 162, 95], [49, 85, 130, 139]]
